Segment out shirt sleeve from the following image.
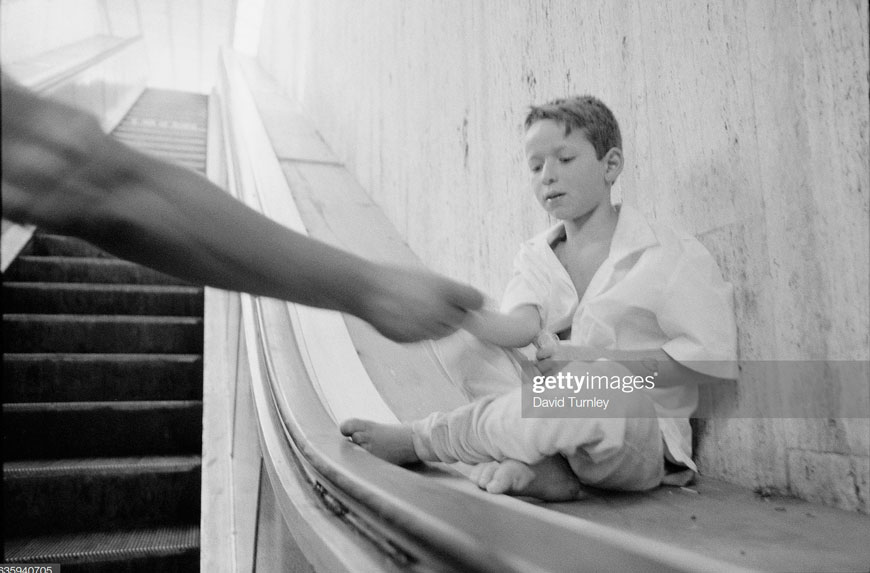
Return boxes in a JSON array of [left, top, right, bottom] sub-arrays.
[[499, 241, 550, 328], [659, 238, 738, 380]]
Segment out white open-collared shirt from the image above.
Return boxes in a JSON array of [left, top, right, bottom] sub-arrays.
[[500, 204, 738, 470]]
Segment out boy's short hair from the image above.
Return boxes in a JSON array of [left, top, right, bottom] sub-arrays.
[[524, 96, 622, 160]]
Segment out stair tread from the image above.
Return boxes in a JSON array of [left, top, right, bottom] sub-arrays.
[[5, 257, 191, 285], [4, 283, 204, 316], [3, 314, 204, 353], [4, 525, 199, 564], [5, 455, 201, 477]]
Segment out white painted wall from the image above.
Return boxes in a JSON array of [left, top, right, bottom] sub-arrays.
[[256, 1, 870, 512]]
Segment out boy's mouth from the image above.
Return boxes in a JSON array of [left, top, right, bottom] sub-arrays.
[[544, 192, 566, 202]]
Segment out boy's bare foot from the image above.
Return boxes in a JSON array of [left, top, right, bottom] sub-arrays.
[[469, 457, 581, 501], [339, 419, 420, 465]]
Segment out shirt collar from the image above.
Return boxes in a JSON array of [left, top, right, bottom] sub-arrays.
[[540, 204, 659, 262], [608, 204, 659, 263]]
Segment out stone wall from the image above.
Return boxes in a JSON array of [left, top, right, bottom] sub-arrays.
[[256, 0, 869, 512]]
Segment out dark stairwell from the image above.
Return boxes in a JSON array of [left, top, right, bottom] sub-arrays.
[[3, 90, 209, 571]]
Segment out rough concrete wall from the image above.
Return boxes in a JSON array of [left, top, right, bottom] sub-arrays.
[[256, 0, 870, 512]]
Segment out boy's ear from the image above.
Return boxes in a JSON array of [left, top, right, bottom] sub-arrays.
[[603, 148, 624, 184]]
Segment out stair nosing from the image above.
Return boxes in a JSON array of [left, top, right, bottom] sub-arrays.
[[4, 455, 202, 476], [3, 352, 203, 361], [5, 400, 204, 412], [4, 313, 203, 324], [14, 255, 135, 263], [4, 281, 203, 293]]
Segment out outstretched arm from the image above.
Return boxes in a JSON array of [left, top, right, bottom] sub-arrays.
[[1, 74, 483, 342], [462, 305, 541, 348]]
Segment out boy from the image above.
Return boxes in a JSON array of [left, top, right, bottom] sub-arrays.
[[341, 96, 737, 500]]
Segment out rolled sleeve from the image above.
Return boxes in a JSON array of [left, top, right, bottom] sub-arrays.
[[500, 242, 551, 325], [659, 240, 738, 380]]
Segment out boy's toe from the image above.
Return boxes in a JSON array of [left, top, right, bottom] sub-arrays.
[[339, 418, 368, 436], [469, 462, 502, 490], [485, 475, 512, 495]]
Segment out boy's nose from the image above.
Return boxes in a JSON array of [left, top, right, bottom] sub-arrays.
[[541, 161, 557, 184]]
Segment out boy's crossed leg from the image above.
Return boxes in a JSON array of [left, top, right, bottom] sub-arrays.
[[341, 361, 664, 501], [339, 418, 581, 501], [469, 457, 581, 500]]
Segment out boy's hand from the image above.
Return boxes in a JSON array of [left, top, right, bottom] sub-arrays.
[[359, 264, 484, 343], [535, 343, 602, 375], [533, 332, 560, 356]]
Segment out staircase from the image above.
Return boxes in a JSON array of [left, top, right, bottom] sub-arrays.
[[3, 90, 209, 571]]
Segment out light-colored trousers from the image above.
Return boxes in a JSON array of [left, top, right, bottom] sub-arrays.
[[412, 330, 664, 491]]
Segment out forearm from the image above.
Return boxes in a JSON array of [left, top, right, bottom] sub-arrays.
[[2, 120, 383, 315], [75, 145, 382, 315], [462, 306, 540, 348]]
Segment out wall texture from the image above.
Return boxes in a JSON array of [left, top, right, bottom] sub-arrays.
[[256, 0, 870, 512]]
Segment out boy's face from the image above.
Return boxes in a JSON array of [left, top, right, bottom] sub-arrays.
[[523, 119, 612, 222]]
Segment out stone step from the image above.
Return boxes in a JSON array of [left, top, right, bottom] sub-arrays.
[[5, 282, 203, 316], [3, 525, 199, 572], [4, 457, 201, 536], [3, 401, 203, 460], [5, 257, 190, 285], [4, 314, 203, 353], [22, 234, 112, 258], [3, 353, 202, 403]]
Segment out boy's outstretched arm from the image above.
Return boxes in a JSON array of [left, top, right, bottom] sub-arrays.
[[462, 305, 541, 348], [1, 74, 483, 342]]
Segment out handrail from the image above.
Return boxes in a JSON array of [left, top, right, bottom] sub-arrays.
[[217, 50, 752, 573], [5, 35, 141, 94]]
